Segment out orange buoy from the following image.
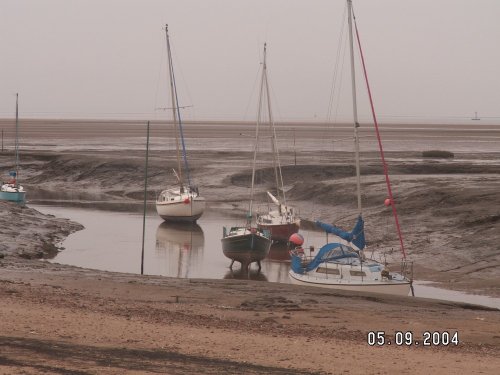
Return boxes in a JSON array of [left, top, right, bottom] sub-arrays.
[[289, 233, 304, 246]]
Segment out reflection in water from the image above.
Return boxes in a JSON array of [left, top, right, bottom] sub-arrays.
[[224, 267, 268, 281], [267, 243, 291, 262], [33, 205, 500, 309], [155, 221, 204, 278]]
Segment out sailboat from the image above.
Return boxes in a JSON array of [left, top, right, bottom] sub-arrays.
[[253, 44, 300, 242], [0, 93, 26, 204], [257, 192, 300, 242], [221, 45, 276, 271], [288, 0, 412, 296], [155, 25, 206, 222]]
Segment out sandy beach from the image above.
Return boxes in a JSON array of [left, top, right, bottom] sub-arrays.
[[1, 120, 500, 373]]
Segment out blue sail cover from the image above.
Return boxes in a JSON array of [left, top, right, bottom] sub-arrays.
[[291, 242, 358, 274], [315, 215, 366, 250]]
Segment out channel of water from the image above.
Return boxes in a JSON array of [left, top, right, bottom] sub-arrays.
[[33, 204, 500, 309]]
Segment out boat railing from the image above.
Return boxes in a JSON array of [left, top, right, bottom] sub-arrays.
[[399, 260, 414, 281]]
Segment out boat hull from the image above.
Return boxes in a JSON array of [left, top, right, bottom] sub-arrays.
[[221, 232, 272, 264], [156, 197, 206, 222], [257, 220, 300, 242], [288, 270, 411, 296], [0, 190, 26, 204]]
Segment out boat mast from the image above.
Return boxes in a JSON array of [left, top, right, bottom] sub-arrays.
[[165, 25, 188, 187], [15, 93, 19, 183], [347, 0, 362, 214], [249, 45, 267, 222], [262, 44, 287, 207], [351, 5, 407, 259]]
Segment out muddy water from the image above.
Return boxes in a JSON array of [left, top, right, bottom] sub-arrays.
[[33, 205, 500, 309], [33, 205, 327, 283]]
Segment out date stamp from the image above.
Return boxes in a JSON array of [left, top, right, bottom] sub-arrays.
[[367, 331, 459, 346]]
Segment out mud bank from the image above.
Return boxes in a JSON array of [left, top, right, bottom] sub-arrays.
[[3, 148, 499, 296], [1, 148, 500, 373]]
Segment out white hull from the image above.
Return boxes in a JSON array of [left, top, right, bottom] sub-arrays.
[[156, 195, 206, 222], [288, 270, 411, 296]]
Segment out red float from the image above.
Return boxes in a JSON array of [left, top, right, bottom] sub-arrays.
[[289, 233, 304, 246]]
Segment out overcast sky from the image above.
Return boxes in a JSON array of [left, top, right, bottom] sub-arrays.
[[1, 0, 499, 124]]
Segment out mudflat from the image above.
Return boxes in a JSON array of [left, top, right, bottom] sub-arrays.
[[1, 120, 500, 374]]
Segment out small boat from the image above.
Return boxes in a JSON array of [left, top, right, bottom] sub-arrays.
[[0, 93, 26, 204], [155, 25, 206, 222], [288, 0, 412, 296], [257, 192, 300, 242], [156, 185, 205, 222], [253, 44, 300, 242], [221, 45, 276, 270], [221, 226, 272, 270], [289, 218, 411, 296]]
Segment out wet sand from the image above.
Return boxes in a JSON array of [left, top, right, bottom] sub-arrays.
[[1, 120, 500, 373]]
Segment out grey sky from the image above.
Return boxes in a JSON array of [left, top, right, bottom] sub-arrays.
[[1, 0, 499, 124]]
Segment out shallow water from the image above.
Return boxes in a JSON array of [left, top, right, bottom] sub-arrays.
[[412, 281, 500, 309], [33, 204, 500, 309], [33, 204, 327, 283]]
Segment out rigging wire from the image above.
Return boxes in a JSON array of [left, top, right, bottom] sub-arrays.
[[166, 25, 192, 186], [154, 32, 167, 121], [173, 57, 196, 122], [242, 64, 263, 122], [261, 46, 287, 207], [324, 3, 348, 158], [326, 2, 348, 123], [352, 6, 407, 259]]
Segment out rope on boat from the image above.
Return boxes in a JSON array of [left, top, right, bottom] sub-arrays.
[[352, 9, 407, 260]]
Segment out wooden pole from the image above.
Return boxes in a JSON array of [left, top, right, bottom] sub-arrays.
[[293, 127, 296, 166], [141, 121, 151, 275]]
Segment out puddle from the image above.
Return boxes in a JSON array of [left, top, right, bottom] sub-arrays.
[[413, 281, 500, 309]]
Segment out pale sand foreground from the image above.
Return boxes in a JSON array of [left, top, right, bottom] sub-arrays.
[[1, 259, 500, 375]]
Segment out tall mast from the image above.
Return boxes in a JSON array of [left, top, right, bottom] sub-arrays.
[[249, 44, 268, 221], [165, 25, 183, 186], [347, 0, 362, 214], [15, 93, 19, 182], [262, 44, 286, 206], [165, 25, 191, 186]]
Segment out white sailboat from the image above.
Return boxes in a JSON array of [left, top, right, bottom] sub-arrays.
[[155, 25, 206, 222], [288, 0, 412, 296], [253, 44, 300, 242], [0, 93, 26, 204]]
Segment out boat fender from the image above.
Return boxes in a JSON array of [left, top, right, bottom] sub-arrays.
[[183, 197, 190, 204]]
